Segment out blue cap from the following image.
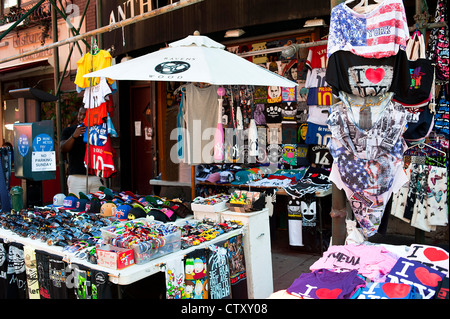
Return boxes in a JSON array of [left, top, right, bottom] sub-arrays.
[[115, 204, 132, 221]]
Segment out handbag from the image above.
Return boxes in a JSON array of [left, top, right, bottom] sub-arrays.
[[393, 31, 435, 107]]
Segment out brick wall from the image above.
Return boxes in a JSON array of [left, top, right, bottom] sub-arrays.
[[73, 0, 97, 31]]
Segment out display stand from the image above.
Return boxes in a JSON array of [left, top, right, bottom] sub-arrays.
[[221, 208, 273, 299], [0, 225, 243, 288]]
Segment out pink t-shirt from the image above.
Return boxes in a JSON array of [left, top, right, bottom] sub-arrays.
[[310, 244, 398, 282]]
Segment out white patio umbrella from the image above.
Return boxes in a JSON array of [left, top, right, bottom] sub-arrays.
[[83, 33, 297, 87]]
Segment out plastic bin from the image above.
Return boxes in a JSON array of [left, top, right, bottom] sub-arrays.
[[131, 228, 181, 264]]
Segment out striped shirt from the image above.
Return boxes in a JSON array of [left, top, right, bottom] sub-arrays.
[[327, 0, 410, 58]]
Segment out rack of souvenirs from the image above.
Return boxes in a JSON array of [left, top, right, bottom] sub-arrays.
[[0, 188, 250, 299], [269, 242, 449, 300]]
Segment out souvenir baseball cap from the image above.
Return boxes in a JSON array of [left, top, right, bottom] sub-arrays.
[[85, 199, 101, 214], [206, 172, 220, 183], [100, 202, 117, 217], [127, 206, 147, 220], [51, 193, 66, 208], [59, 196, 78, 210], [147, 207, 176, 222], [217, 171, 234, 183], [73, 198, 88, 212], [79, 192, 94, 200], [231, 170, 255, 185], [99, 186, 115, 199], [115, 204, 133, 221]]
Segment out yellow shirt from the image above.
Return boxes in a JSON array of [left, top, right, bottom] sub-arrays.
[[74, 50, 114, 88]]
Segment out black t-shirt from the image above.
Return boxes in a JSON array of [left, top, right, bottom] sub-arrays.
[[326, 50, 410, 98], [61, 125, 86, 175]]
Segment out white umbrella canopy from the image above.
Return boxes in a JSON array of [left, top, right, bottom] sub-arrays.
[[84, 34, 297, 87]]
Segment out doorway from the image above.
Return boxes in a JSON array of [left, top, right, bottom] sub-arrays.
[[130, 84, 155, 195]]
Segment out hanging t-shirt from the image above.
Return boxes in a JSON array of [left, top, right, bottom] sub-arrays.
[[426, 0, 449, 81], [184, 84, 220, 164], [83, 122, 108, 146], [327, 92, 408, 236], [6, 243, 27, 299], [165, 256, 186, 299], [282, 122, 298, 144], [49, 256, 69, 299], [327, 0, 410, 58], [225, 235, 248, 299], [305, 122, 331, 145], [310, 244, 398, 282], [83, 101, 108, 127], [305, 68, 328, 88], [287, 269, 366, 299], [23, 246, 40, 299], [433, 85, 449, 139], [306, 87, 333, 106], [307, 105, 330, 126], [307, 144, 332, 167], [74, 50, 114, 88], [82, 77, 112, 109], [35, 250, 52, 299], [184, 249, 209, 299], [207, 245, 231, 299], [386, 257, 446, 299], [84, 137, 116, 178], [306, 44, 328, 69], [325, 49, 410, 97], [265, 104, 283, 123], [281, 102, 298, 120], [0, 239, 8, 299]]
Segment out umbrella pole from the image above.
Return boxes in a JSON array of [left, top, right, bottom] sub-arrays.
[[85, 37, 96, 194]]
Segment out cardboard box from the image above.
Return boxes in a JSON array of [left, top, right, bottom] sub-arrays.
[[96, 245, 135, 270]]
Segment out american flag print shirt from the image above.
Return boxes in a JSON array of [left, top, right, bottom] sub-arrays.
[[327, 0, 410, 59]]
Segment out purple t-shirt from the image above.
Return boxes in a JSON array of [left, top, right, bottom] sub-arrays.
[[287, 269, 366, 299]]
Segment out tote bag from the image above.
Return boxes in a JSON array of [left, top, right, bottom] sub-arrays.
[[394, 31, 435, 107]]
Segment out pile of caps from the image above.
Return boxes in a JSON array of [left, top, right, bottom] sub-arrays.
[[0, 187, 244, 266], [49, 186, 193, 223]]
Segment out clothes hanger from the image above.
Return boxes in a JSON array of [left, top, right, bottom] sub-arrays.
[[345, 0, 383, 13], [407, 141, 447, 156]]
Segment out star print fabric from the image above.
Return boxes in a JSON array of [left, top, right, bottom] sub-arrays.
[[327, 93, 408, 237], [327, 0, 410, 59]]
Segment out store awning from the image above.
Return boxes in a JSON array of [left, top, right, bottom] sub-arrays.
[[0, 59, 49, 75]]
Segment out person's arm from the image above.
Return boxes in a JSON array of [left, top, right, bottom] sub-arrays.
[[60, 125, 86, 153]]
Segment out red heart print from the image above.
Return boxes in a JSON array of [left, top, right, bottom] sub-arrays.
[[414, 267, 442, 287], [365, 68, 385, 84], [316, 288, 342, 299], [423, 247, 449, 262], [382, 283, 411, 299]]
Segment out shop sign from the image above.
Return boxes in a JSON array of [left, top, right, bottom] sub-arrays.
[[108, 0, 181, 25]]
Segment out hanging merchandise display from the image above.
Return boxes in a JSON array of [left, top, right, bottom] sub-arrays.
[[433, 84, 449, 139], [72, 46, 118, 180], [426, 0, 449, 82]]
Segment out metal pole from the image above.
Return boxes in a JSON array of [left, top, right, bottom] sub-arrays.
[[0, 0, 205, 65], [52, 3, 66, 194], [329, 0, 348, 246]]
